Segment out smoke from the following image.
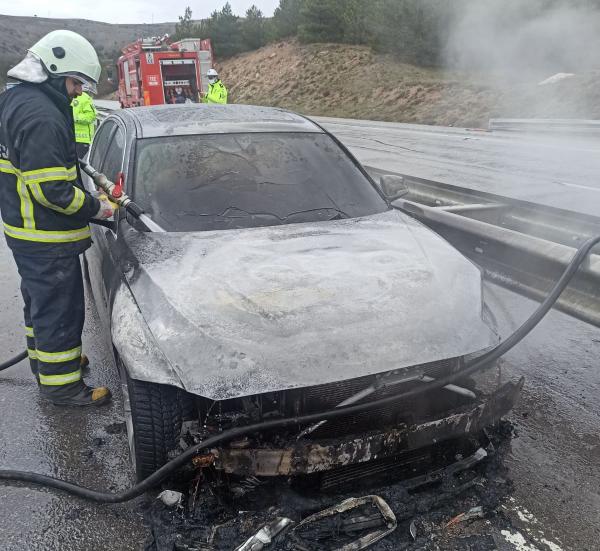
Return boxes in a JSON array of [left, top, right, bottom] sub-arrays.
[[445, 0, 600, 79]]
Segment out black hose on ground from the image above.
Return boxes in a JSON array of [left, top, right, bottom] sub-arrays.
[[0, 235, 599, 503], [0, 350, 27, 372]]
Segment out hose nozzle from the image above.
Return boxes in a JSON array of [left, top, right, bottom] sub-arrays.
[[79, 159, 143, 217]]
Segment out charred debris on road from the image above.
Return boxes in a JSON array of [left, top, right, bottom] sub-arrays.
[[142, 420, 548, 551], [138, 340, 527, 549]]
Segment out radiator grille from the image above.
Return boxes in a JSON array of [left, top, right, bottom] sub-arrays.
[[286, 357, 463, 438]]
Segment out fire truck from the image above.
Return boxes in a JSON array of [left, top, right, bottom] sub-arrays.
[[116, 36, 214, 108]]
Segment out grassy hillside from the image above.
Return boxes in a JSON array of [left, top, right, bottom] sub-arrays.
[[0, 14, 175, 92], [222, 40, 600, 127]]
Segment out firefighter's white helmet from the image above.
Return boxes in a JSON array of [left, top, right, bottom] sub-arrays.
[[29, 30, 101, 94]]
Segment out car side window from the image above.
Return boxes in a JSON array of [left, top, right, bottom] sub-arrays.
[[100, 127, 126, 183], [89, 121, 115, 168]]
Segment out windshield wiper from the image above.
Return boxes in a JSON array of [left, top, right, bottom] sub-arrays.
[[286, 207, 350, 220], [179, 206, 350, 221], [179, 207, 279, 219]]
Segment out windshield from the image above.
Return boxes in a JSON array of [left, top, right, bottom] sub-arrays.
[[133, 132, 388, 231]]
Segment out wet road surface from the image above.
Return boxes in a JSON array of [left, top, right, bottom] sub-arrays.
[[0, 236, 599, 549], [0, 237, 147, 550], [483, 282, 600, 550], [315, 116, 600, 218]]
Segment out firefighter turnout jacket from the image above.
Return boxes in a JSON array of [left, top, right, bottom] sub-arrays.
[[0, 83, 100, 256], [203, 80, 228, 104], [71, 91, 97, 144]]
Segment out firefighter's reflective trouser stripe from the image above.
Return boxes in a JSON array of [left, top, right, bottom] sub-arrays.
[[14, 253, 85, 387], [24, 313, 38, 378], [21, 316, 38, 377]]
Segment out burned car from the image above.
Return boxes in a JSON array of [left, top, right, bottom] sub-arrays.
[[83, 105, 521, 483]]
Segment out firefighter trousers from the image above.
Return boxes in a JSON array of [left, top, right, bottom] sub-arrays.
[[13, 253, 85, 389]]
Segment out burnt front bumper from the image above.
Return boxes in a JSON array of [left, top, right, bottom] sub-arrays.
[[213, 378, 523, 476]]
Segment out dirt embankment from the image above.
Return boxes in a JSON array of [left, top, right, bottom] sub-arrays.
[[220, 40, 600, 127]]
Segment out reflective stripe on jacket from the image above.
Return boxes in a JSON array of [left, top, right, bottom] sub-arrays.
[[0, 83, 100, 256], [203, 80, 228, 104], [71, 92, 97, 144]]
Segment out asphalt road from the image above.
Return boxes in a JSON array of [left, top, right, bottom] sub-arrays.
[[315, 117, 600, 218], [0, 237, 147, 551], [482, 281, 600, 550]]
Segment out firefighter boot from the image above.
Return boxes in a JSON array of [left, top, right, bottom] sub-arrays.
[[40, 380, 112, 407]]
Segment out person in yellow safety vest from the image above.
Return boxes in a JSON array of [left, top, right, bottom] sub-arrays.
[[71, 86, 97, 159], [202, 68, 228, 104]]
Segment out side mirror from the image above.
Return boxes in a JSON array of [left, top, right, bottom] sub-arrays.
[[379, 175, 409, 201]]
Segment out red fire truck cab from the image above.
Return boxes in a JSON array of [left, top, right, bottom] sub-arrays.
[[116, 36, 214, 108]]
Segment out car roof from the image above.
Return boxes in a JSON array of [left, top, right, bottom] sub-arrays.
[[114, 104, 324, 139]]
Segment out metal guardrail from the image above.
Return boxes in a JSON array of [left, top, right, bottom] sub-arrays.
[[367, 167, 600, 328], [489, 118, 600, 136]]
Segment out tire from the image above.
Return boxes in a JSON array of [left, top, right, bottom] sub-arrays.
[[124, 371, 191, 481]]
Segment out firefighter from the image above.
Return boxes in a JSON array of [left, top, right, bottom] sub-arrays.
[[0, 30, 115, 407], [202, 68, 228, 104], [172, 85, 187, 104], [71, 84, 97, 159]]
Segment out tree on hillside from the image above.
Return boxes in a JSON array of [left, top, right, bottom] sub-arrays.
[[203, 2, 244, 58], [174, 6, 198, 40], [242, 5, 266, 50], [369, 0, 449, 66], [272, 0, 305, 39], [341, 0, 371, 44], [408, 0, 449, 66], [298, 0, 344, 43]]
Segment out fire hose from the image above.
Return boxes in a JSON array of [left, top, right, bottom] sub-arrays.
[[0, 350, 27, 371], [0, 233, 598, 502]]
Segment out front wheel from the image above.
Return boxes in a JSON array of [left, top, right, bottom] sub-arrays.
[[120, 363, 191, 481]]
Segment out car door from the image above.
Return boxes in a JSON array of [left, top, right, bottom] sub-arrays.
[[83, 118, 128, 329]]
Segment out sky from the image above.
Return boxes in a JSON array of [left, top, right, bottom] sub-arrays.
[[0, 1, 280, 24]]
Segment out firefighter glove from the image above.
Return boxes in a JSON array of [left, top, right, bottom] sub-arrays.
[[93, 194, 117, 220]]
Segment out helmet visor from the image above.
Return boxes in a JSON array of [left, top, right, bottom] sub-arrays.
[[62, 72, 97, 94]]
